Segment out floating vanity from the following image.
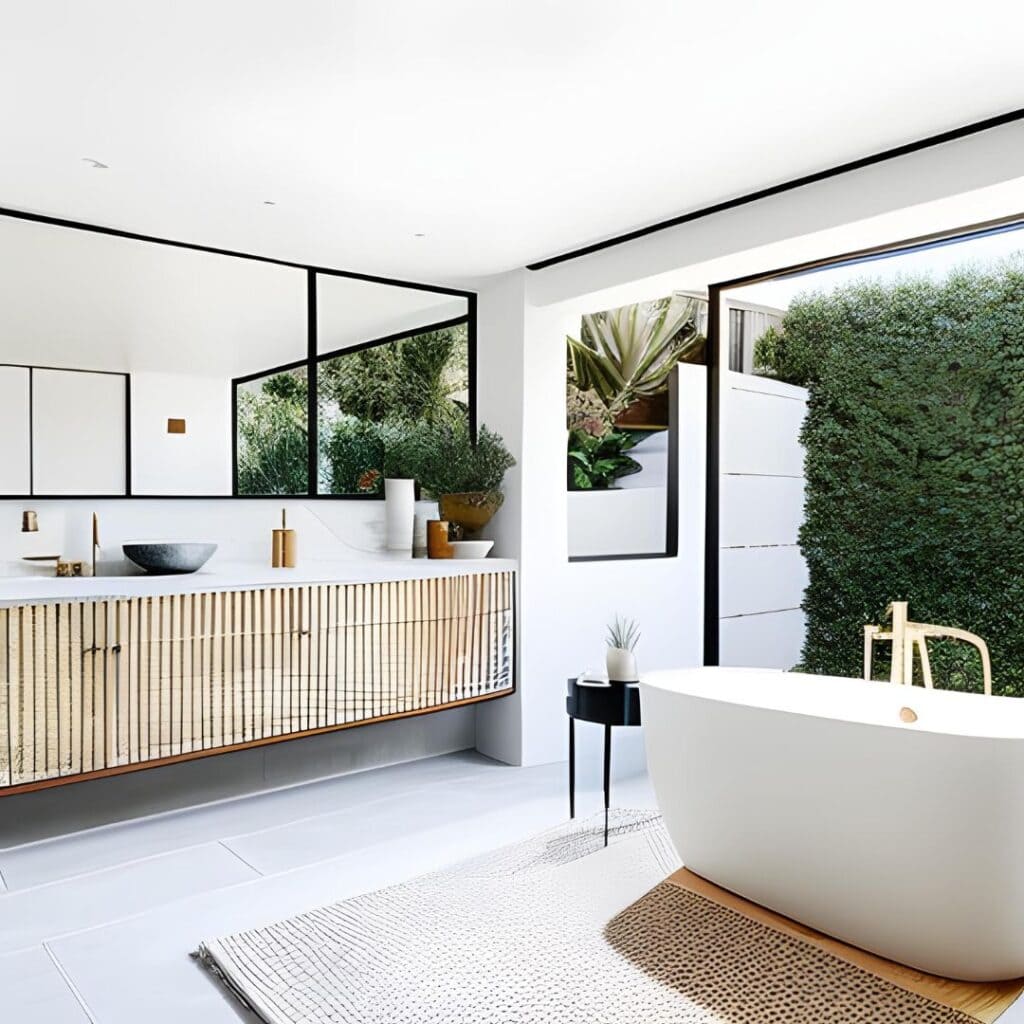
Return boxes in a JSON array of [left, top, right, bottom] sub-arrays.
[[0, 559, 516, 794]]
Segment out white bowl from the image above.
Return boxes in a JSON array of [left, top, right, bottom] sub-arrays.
[[449, 540, 494, 559]]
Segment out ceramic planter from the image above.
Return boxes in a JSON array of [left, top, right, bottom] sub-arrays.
[[439, 491, 504, 536], [606, 645, 638, 683]]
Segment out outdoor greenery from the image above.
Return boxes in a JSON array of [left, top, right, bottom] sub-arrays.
[[236, 369, 309, 495], [757, 259, 1024, 696], [566, 293, 705, 490], [237, 323, 472, 497]]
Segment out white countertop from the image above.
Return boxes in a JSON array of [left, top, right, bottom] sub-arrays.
[[0, 556, 517, 606]]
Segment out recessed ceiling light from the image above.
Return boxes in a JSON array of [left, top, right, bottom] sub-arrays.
[[414, 232, 426, 238], [263, 200, 276, 206], [81, 157, 108, 169]]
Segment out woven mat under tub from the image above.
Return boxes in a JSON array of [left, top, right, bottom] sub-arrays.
[[195, 810, 998, 1023]]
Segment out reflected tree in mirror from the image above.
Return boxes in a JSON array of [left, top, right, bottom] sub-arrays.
[[236, 367, 309, 495], [317, 322, 469, 495]]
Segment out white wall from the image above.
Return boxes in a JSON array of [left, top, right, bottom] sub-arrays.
[[477, 315, 707, 778], [130, 372, 233, 495]]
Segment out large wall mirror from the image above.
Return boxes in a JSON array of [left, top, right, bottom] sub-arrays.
[[0, 213, 473, 497]]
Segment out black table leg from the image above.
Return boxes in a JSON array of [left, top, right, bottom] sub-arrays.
[[568, 716, 575, 819], [603, 722, 611, 846]]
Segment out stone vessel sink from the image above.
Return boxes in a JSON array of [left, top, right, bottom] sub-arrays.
[[123, 542, 217, 575]]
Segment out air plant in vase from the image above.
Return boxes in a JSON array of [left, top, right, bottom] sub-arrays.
[[606, 615, 640, 683]]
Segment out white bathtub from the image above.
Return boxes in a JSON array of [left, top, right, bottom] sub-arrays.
[[641, 666, 1024, 981]]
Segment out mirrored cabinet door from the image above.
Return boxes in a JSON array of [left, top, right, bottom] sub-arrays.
[[0, 366, 31, 495], [32, 369, 127, 495]]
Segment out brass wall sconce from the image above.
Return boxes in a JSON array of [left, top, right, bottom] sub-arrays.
[[21, 510, 38, 533]]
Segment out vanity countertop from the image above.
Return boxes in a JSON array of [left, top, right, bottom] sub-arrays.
[[0, 556, 517, 606]]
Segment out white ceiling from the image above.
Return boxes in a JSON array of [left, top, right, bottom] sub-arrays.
[[1, 1, 1022, 283]]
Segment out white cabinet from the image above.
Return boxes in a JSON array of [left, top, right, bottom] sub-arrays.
[[31, 369, 127, 495], [0, 366, 30, 494]]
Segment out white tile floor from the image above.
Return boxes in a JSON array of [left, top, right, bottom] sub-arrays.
[[3, 751, 1021, 1024], [0, 751, 655, 1023]]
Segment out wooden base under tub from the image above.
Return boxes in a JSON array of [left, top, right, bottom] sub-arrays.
[[667, 868, 1024, 1023]]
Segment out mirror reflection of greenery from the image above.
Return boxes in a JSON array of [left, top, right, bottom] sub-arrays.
[[319, 324, 469, 495], [236, 323, 471, 496], [236, 369, 309, 496]]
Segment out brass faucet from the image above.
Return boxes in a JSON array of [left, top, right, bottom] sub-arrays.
[[92, 512, 100, 578]]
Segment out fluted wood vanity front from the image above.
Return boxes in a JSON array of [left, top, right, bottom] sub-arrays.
[[0, 565, 515, 793]]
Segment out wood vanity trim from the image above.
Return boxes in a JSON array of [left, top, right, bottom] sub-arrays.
[[0, 691, 508, 797], [0, 571, 515, 794]]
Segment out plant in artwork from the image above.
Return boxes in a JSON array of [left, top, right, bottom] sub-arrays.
[[565, 293, 705, 491], [567, 428, 642, 489], [567, 293, 705, 418]]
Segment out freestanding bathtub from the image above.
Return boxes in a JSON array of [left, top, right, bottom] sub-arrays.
[[641, 666, 1024, 981]]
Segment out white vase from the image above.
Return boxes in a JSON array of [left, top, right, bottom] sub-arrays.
[[413, 499, 440, 558], [385, 478, 415, 553], [606, 646, 638, 682]]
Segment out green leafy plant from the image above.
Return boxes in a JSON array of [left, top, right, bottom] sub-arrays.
[[567, 428, 641, 489], [606, 615, 640, 651], [236, 371, 309, 495], [773, 257, 1024, 696], [318, 415, 386, 495], [567, 293, 705, 417], [318, 324, 468, 426], [395, 418, 515, 498]]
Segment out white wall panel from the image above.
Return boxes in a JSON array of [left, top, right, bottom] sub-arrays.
[[721, 382, 806, 478], [720, 475, 805, 548], [719, 609, 806, 670], [0, 367, 30, 495], [719, 545, 807, 618]]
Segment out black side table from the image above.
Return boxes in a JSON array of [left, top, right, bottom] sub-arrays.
[[566, 676, 642, 846]]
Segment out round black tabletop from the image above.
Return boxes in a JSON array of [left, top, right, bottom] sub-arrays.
[[565, 676, 641, 727]]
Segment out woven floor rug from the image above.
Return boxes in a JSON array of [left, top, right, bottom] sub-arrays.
[[195, 810, 976, 1023]]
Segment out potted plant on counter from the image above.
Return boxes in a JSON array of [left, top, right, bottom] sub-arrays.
[[606, 614, 640, 683], [398, 417, 516, 535]]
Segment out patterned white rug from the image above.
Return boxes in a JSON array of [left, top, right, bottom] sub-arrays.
[[195, 810, 976, 1023]]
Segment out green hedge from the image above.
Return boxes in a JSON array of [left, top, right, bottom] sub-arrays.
[[758, 259, 1024, 696]]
